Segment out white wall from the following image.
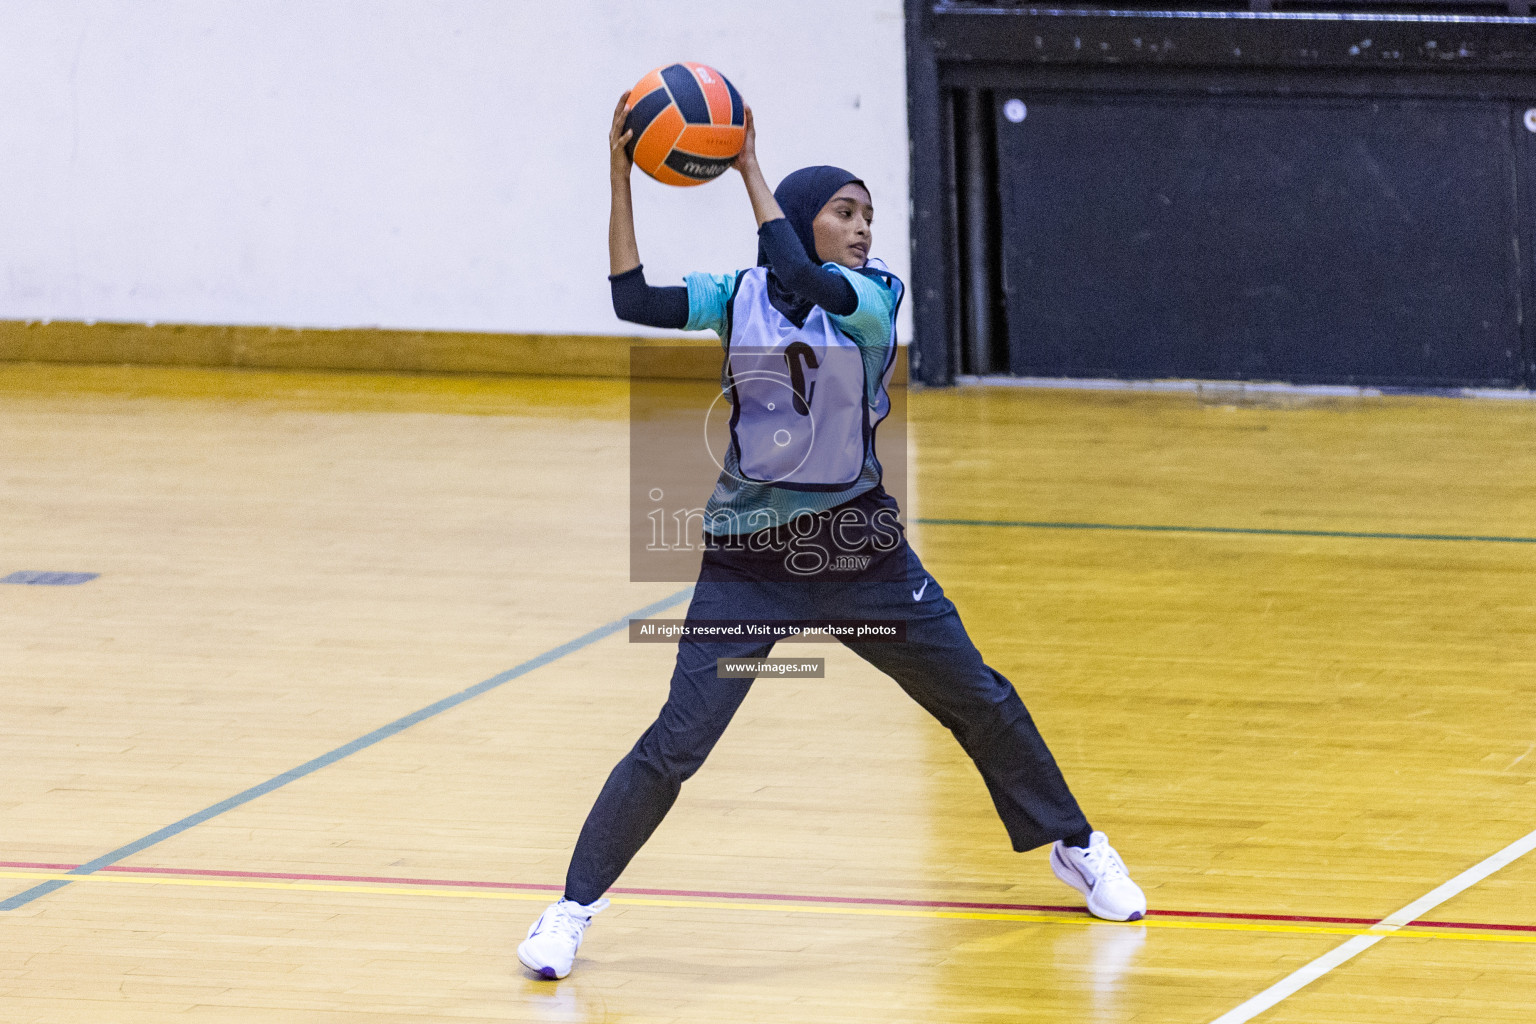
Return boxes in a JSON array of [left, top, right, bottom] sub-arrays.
[[0, 1, 909, 338]]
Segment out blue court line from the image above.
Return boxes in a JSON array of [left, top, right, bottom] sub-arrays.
[[2, 571, 99, 585], [915, 518, 1536, 545], [0, 587, 695, 913]]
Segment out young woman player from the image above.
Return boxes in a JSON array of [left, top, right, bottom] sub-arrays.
[[516, 94, 1147, 980]]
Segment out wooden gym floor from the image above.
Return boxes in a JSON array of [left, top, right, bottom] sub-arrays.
[[1, 362, 1532, 1023]]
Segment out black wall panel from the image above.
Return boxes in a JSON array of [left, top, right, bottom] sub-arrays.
[[995, 94, 1525, 387], [906, 2, 1536, 387]]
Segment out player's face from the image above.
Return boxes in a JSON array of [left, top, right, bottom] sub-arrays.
[[812, 183, 874, 268]]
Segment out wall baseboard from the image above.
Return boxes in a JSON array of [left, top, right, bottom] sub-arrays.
[[0, 321, 708, 379], [0, 320, 908, 384]]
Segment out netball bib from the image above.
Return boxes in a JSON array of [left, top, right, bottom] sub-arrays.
[[724, 260, 900, 491]]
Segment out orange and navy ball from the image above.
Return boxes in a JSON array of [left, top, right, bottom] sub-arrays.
[[625, 63, 745, 187]]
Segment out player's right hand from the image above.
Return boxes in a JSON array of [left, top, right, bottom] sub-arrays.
[[610, 91, 634, 179]]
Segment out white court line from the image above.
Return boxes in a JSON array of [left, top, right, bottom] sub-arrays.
[[952, 375, 1536, 401], [1209, 827, 1536, 1024]]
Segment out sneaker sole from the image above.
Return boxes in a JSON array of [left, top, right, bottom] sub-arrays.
[[1090, 900, 1145, 923], [516, 944, 567, 981]]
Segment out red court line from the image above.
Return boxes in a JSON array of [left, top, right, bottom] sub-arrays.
[[3, 860, 1530, 933]]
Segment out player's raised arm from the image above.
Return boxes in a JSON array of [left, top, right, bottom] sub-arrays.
[[608, 91, 641, 276], [732, 107, 786, 229], [606, 91, 689, 328]]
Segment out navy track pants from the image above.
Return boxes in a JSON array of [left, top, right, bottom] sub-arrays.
[[564, 491, 1089, 904]]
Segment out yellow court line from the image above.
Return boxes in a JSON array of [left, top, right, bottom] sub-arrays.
[[3, 870, 1530, 945]]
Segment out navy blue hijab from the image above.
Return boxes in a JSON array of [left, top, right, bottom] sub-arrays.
[[757, 165, 864, 323]]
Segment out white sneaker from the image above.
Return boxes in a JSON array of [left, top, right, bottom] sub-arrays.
[[517, 897, 609, 979], [1050, 831, 1147, 922]]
